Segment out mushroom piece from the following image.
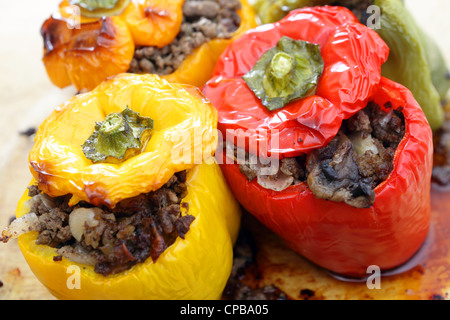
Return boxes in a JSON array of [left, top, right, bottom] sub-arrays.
[[306, 133, 375, 208]]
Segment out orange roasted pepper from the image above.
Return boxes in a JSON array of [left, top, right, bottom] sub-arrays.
[[120, 0, 184, 47], [41, 0, 257, 91], [41, 15, 135, 91]]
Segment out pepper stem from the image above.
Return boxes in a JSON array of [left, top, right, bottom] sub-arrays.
[[243, 36, 324, 111], [82, 107, 154, 163], [99, 113, 126, 135], [69, 0, 131, 18], [270, 52, 295, 79], [70, 0, 119, 10]]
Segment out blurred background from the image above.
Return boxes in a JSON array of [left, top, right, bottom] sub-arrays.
[[0, 0, 449, 299]]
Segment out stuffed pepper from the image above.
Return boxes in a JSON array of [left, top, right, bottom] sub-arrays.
[[253, 0, 449, 130], [203, 6, 433, 277], [1, 73, 242, 300], [40, 0, 257, 92]]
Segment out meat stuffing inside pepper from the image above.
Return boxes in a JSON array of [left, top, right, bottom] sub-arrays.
[[1, 171, 194, 276], [128, 0, 242, 75], [229, 101, 405, 208]]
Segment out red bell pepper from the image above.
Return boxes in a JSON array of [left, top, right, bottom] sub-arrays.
[[204, 6, 389, 159], [203, 6, 433, 277]]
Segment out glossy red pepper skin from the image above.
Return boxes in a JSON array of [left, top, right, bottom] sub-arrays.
[[203, 6, 389, 159], [216, 77, 433, 277], [203, 6, 432, 277]]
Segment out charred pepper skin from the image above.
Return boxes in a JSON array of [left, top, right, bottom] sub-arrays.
[[41, 15, 135, 92], [41, 0, 257, 91], [15, 74, 242, 300]]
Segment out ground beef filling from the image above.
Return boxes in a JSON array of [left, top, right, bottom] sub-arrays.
[[128, 0, 242, 75], [26, 171, 194, 276], [232, 102, 405, 208]]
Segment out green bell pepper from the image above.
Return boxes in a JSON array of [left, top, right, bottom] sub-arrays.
[[253, 0, 449, 130]]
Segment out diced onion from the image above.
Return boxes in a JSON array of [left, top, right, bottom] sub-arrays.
[[350, 132, 379, 156], [56, 245, 97, 266], [69, 207, 102, 242], [1, 213, 40, 241]]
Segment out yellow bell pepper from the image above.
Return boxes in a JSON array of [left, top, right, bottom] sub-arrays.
[[30, 73, 217, 207], [162, 0, 258, 88], [13, 73, 242, 300]]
